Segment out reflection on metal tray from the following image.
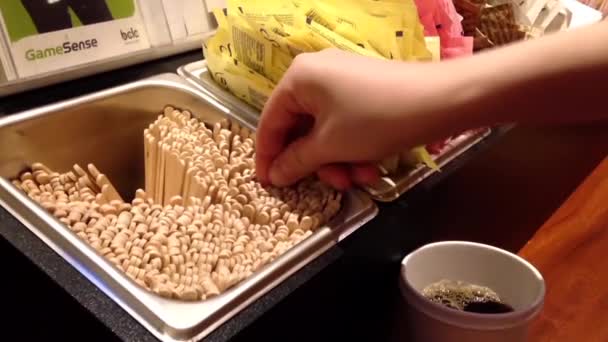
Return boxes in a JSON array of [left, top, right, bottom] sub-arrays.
[[177, 60, 493, 202], [177, 60, 261, 122], [0, 73, 378, 342], [364, 129, 492, 202]]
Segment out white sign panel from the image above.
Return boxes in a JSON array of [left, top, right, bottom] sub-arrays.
[[0, 0, 150, 78]]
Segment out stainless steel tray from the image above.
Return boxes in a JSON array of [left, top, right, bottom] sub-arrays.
[[364, 128, 492, 202], [177, 60, 492, 202], [0, 73, 378, 342]]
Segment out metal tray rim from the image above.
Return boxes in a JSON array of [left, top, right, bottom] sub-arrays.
[[365, 128, 493, 202]]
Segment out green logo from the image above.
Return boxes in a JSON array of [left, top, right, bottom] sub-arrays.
[[25, 38, 99, 61]]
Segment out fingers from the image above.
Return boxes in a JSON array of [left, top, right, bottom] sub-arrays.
[[316, 163, 379, 190], [270, 154, 379, 189], [317, 165, 352, 190], [268, 136, 323, 187], [256, 82, 302, 184], [350, 163, 380, 185]]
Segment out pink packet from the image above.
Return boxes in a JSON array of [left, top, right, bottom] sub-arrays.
[[414, 0, 473, 59], [414, 0, 440, 36], [420, 16, 440, 36], [441, 36, 474, 59], [439, 0, 466, 37]]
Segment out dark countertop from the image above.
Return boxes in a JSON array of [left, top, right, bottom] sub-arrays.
[[0, 51, 504, 342]]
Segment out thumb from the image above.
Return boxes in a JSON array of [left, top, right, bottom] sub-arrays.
[[268, 136, 323, 187]]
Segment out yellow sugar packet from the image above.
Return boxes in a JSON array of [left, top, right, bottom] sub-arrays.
[[398, 146, 440, 171], [372, 0, 431, 60], [303, 15, 385, 59], [227, 1, 316, 70], [395, 28, 413, 60], [205, 9, 275, 110], [245, 13, 314, 58], [401, 6, 432, 61], [300, 2, 380, 54], [205, 43, 275, 111], [306, 0, 401, 59], [228, 0, 297, 26], [233, 14, 294, 75], [312, 0, 429, 61], [342, 19, 400, 59], [226, 14, 276, 79]]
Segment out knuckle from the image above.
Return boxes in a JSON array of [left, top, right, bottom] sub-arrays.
[[290, 52, 319, 77], [290, 143, 308, 170], [282, 147, 306, 173], [283, 55, 313, 93], [291, 51, 314, 67]]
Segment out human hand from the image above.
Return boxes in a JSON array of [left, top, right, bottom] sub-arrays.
[[256, 49, 465, 189]]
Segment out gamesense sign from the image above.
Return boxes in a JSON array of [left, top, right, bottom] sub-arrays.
[[8, 14, 150, 78], [25, 38, 99, 61]]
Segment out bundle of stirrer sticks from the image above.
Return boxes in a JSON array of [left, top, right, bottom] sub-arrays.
[[144, 107, 255, 206]]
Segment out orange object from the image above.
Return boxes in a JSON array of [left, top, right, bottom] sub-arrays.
[[519, 156, 608, 341]]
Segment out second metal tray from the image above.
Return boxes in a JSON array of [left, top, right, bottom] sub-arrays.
[[365, 129, 491, 202]]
